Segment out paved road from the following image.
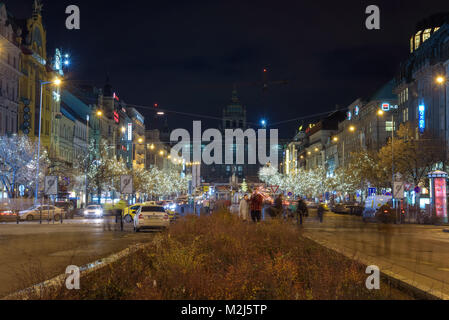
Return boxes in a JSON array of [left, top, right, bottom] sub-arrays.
[[0, 217, 154, 297], [302, 211, 449, 298]]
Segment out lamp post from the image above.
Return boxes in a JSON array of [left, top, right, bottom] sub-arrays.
[[436, 75, 447, 171], [377, 107, 400, 222], [34, 78, 61, 204]]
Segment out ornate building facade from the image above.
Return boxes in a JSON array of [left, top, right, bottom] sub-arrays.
[[0, 3, 21, 136], [16, 1, 61, 153]]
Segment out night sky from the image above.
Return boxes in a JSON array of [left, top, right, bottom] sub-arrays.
[[5, 0, 449, 138]]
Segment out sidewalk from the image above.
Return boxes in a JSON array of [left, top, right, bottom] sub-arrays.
[[303, 212, 449, 299]]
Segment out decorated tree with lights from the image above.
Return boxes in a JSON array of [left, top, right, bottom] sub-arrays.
[[0, 135, 49, 199]]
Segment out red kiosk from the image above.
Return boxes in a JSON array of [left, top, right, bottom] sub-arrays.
[[428, 170, 448, 224]]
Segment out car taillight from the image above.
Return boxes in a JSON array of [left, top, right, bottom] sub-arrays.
[[164, 214, 169, 220], [138, 214, 144, 220], [384, 210, 388, 213]]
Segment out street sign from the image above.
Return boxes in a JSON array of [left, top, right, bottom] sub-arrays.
[[287, 191, 293, 197], [44, 176, 58, 195], [120, 175, 133, 194], [414, 186, 421, 194], [393, 182, 404, 199], [368, 187, 376, 196], [203, 186, 210, 193], [270, 185, 279, 194]]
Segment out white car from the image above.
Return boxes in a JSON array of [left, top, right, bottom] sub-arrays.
[[134, 205, 170, 232], [20, 205, 66, 221], [84, 205, 104, 218]]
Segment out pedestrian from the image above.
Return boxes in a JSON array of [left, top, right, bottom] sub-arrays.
[[296, 198, 308, 225], [317, 203, 325, 223], [238, 194, 250, 221], [204, 199, 210, 214], [274, 194, 284, 219], [250, 189, 264, 223]]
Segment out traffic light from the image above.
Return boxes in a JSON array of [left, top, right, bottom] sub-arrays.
[[22, 106, 31, 135]]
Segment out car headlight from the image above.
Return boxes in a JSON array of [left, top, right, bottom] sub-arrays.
[[95, 210, 103, 216]]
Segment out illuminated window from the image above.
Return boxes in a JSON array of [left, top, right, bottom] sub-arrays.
[[403, 108, 409, 122], [386, 121, 394, 132], [422, 29, 431, 42], [410, 37, 414, 53], [434, 27, 440, 33], [405, 87, 409, 101], [415, 31, 422, 50]]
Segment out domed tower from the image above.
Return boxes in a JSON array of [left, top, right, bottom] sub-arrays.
[[222, 87, 247, 130]]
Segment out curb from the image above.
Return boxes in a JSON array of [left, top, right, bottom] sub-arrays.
[[2, 242, 149, 300], [304, 234, 449, 300]]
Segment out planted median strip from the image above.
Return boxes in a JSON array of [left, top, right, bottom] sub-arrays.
[[6, 211, 413, 300]]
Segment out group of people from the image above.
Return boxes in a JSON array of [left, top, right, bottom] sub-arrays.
[[238, 191, 325, 225], [238, 190, 264, 223]]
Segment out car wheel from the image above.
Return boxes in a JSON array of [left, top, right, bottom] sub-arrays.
[[54, 214, 61, 222], [26, 215, 33, 221], [124, 215, 133, 223]]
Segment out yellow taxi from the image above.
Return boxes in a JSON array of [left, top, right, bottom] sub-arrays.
[[122, 201, 156, 223]]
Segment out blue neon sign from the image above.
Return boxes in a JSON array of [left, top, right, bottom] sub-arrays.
[[418, 105, 425, 133]]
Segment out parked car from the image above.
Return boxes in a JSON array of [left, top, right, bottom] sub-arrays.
[[332, 203, 351, 214], [122, 201, 158, 223], [122, 203, 143, 223], [83, 205, 104, 218], [19, 205, 66, 221], [134, 205, 170, 232]]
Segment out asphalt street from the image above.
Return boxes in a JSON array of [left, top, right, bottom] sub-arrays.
[[0, 217, 154, 297], [302, 211, 449, 298]]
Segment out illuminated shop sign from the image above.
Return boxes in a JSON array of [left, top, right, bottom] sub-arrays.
[[418, 104, 425, 133], [381, 103, 390, 111], [354, 106, 359, 116], [113, 110, 119, 124], [127, 123, 133, 141], [347, 111, 352, 120]]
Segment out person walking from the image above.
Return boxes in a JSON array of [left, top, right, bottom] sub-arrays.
[[274, 194, 284, 219], [250, 190, 264, 223], [296, 198, 308, 225], [203, 199, 210, 214], [317, 203, 325, 223], [238, 194, 250, 221]]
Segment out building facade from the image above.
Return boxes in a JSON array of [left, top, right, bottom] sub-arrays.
[[0, 3, 21, 136]]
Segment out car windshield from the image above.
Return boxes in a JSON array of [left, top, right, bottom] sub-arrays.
[[141, 206, 165, 213], [87, 206, 101, 210]]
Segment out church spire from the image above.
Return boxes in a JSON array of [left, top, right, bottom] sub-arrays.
[[32, 0, 43, 18]]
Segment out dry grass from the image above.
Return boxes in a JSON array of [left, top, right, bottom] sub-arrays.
[[28, 211, 412, 300]]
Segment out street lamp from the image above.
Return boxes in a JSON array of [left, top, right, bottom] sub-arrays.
[[377, 105, 398, 220], [34, 78, 61, 204], [436, 75, 447, 171], [349, 125, 356, 132]]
